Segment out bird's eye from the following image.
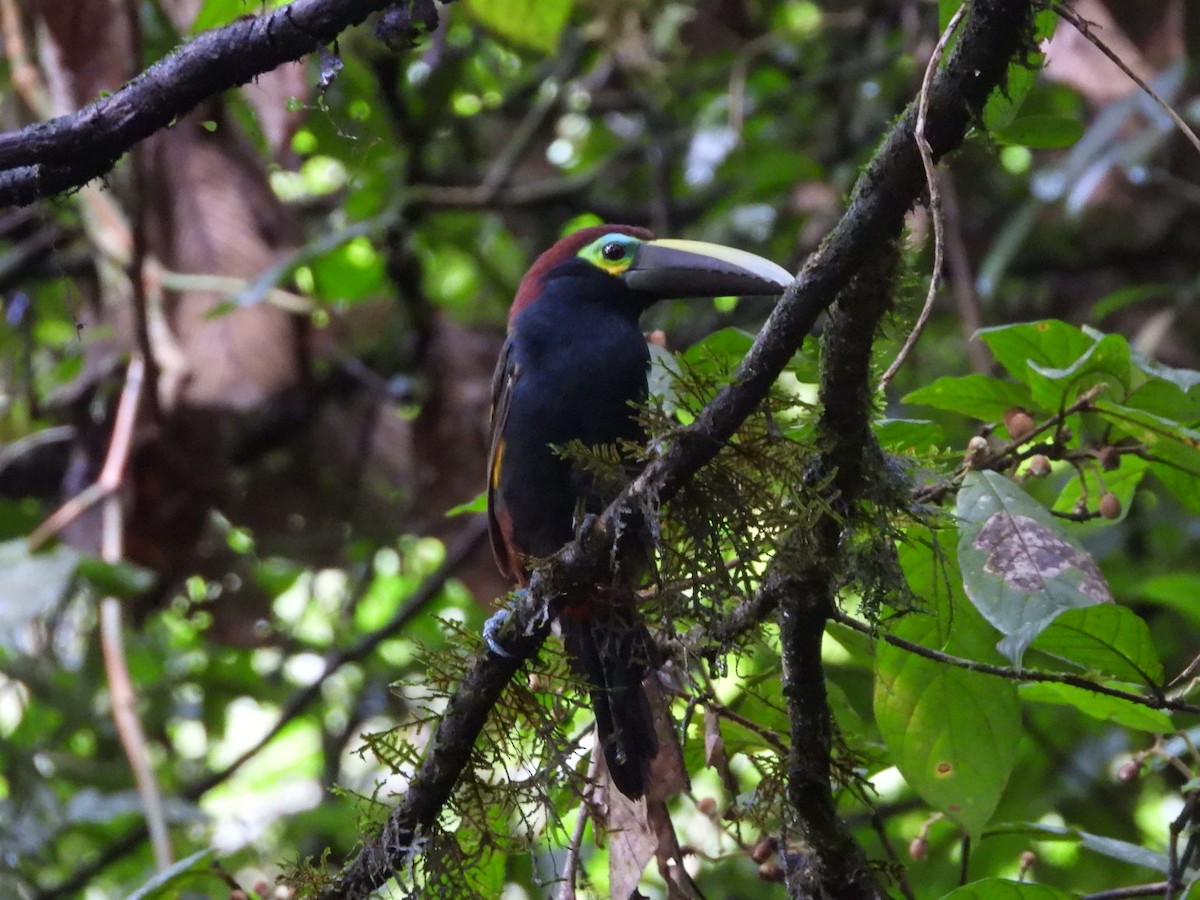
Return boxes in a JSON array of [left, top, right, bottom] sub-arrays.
[[601, 241, 627, 262]]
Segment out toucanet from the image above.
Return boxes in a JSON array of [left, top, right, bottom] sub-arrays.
[[487, 224, 791, 798]]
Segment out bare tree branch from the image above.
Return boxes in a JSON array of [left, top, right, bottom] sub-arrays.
[[0, 0, 439, 207]]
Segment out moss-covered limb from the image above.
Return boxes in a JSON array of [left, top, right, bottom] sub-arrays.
[[776, 243, 902, 900], [329, 623, 548, 898]]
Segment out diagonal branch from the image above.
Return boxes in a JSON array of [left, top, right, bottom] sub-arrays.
[[325, 1, 1039, 897], [0, 0, 439, 207]]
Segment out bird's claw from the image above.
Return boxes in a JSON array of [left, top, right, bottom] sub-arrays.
[[483, 607, 518, 659]]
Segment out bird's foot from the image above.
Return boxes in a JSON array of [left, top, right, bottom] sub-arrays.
[[484, 588, 548, 657], [483, 604, 518, 658]]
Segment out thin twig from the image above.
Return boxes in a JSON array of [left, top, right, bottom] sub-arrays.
[[877, 3, 967, 392], [706, 698, 788, 754], [190, 516, 491, 795], [27, 358, 147, 551], [1164, 795, 1196, 900], [129, 143, 161, 424], [478, 42, 582, 202], [101, 589, 175, 870], [870, 811, 916, 900], [1051, 2, 1200, 157], [1080, 883, 1173, 900], [556, 751, 601, 900], [832, 610, 1196, 714], [939, 169, 992, 374], [914, 384, 1105, 505], [83, 359, 173, 868], [0, 0, 50, 116]]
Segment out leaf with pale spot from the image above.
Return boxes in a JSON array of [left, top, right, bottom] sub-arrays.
[[875, 602, 1019, 836], [957, 471, 1111, 666]]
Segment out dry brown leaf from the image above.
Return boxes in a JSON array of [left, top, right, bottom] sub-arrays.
[[602, 766, 656, 900], [644, 672, 688, 803], [650, 799, 704, 900], [702, 706, 738, 798]]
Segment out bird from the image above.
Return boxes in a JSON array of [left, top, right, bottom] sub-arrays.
[[487, 224, 791, 799]]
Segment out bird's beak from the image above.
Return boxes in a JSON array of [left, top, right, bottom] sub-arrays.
[[622, 238, 793, 299]]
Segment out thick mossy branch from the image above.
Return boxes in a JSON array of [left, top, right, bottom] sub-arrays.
[[324, 2, 1039, 896], [777, 244, 902, 900]]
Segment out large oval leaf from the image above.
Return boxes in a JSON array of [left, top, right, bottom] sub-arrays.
[[875, 612, 1020, 837]]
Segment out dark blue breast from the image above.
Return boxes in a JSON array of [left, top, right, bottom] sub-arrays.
[[499, 270, 651, 559]]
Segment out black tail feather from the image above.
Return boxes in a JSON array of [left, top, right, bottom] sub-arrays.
[[561, 613, 659, 799]]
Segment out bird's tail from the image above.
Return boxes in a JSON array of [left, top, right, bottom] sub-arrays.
[[560, 603, 659, 799]]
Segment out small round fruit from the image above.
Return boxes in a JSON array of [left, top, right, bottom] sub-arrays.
[[758, 861, 784, 882], [1004, 408, 1036, 441], [908, 836, 928, 861], [1117, 760, 1141, 783], [751, 838, 777, 863]]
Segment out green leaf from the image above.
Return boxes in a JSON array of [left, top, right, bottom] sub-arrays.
[[903, 374, 1034, 422], [1124, 377, 1200, 424], [678, 327, 756, 372], [988, 821, 1172, 873], [977, 320, 1095, 398], [1031, 604, 1163, 685], [446, 491, 487, 517], [310, 237, 387, 303], [0, 539, 82, 639], [1093, 401, 1200, 511], [875, 615, 1020, 836], [981, 10, 1057, 132], [993, 115, 1084, 149], [956, 471, 1112, 665], [1131, 352, 1200, 395], [127, 848, 217, 900], [879, 534, 1020, 838], [1135, 572, 1200, 623], [463, 0, 573, 54], [76, 557, 156, 600], [1091, 283, 1178, 320], [1019, 681, 1173, 733], [1024, 331, 1132, 411], [898, 526, 1001, 663], [938, 879, 1076, 900], [875, 418, 947, 454]]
